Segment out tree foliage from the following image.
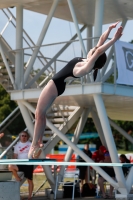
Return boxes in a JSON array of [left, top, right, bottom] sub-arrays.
[[0, 85, 16, 122], [0, 84, 25, 135]]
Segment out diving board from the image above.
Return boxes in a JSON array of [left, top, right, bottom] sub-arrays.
[[0, 159, 132, 167]]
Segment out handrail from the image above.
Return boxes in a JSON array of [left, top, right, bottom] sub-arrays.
[[0, 136, 19, 159], [2, 8, 53, 73], [0, 126, 29, 159], [0, 107, 19, 129]]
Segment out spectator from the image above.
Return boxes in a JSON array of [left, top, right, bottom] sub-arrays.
[[0, 132, 4, 139], [119, 154, 130, 176], [8, 131, 34, 200], [0, 133, 13, 159], [92, 145, 107, 162], [98, 151, 115, 199], [77, 144, 92, 190], [0, 133, 13, 147], [0, 133, 4, 147]]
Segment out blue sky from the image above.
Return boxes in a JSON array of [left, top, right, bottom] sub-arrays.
[[0, 8, 133, 48], [0, 8, 133, 71], [22, 9, 133, 44]]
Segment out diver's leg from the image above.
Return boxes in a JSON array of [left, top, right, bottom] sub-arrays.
[[28, 80, 58, 158]]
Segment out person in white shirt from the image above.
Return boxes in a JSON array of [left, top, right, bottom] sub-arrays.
[[8, 131, 34, 200]]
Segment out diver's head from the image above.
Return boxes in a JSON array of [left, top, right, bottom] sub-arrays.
[[93, 52, 107, 81]]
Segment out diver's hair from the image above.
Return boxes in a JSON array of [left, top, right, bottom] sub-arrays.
[[92, 47, 107, 81], [93, 52, 107, 70]]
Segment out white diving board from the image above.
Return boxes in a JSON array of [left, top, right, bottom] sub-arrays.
[[0, 159, 132, 167]]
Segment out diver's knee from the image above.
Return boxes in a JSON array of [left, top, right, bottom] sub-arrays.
[[35, 109, 46, 121]]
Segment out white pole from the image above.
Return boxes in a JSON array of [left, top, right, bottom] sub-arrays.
[[109, 118, 133, 144], [93, 94, 127, 191], [0, 41, 16, 89], [87, 25, 93, 52], [67, 0, 87, 57], [24, 0, 59, 84], [15, 5, 23, 89], [17, 100, 34, 136], [93, 0, 104, 47], [59, 109, 90, 176], [126, 167, 133, 193], [91, 109, 107, 148], [86, 25, 93, 83]]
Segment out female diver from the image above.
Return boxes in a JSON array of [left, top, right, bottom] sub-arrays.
[[28, 22, 123, 158]]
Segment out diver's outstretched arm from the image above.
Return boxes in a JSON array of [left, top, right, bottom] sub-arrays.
[[73, 26, 123, 77], [96, 21, 120, 47], [96, 26, 123, 54]]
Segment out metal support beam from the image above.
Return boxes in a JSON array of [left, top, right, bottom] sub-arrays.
[[126, 167, 133, 193], [17, 100, 34, 135], [86, 25, 93, 52], [93, 94, 127, 193], [86, 25, 93, 83], [15, 5, 23, 89], [101, 65, 114, 83], [59, 108, 90, 177], [93, 0, 104, 82], [24, 0, 59, 84], [93, 0, 104, 47], [0, 40, 16, 89], [91, 109, 107, 148], [67, 0, 87, 57], [109, 118, 133, 144]]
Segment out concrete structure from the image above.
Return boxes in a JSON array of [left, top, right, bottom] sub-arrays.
[[0, 0, 133, 199], [0, 181, 20, 200]]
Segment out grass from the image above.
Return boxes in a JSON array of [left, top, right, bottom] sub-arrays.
[[118, 150, 133, 154], [20, 174, 50, 194], [20, 173, 73, 194]]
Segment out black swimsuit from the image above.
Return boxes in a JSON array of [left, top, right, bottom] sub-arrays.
[[52, 57, 83, 96]]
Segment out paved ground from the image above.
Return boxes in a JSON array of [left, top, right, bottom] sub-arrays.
[[20, 192, 115, 200], [21, 196, 110, 200]]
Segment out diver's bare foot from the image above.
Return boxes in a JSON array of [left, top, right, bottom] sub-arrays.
[[28, 145, 43, 159]]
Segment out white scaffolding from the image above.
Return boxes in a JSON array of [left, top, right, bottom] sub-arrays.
[[0, 0, 133, 198]]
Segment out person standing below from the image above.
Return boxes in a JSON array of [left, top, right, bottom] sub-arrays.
[[91, 145, 107, 183], [77, 144, 92, 190], [0, 132, 4, 147], [98, 151, 115, 199], [8, 131, 34, 200], [119, 154, 130, 176], [92, 145, 107, 162]]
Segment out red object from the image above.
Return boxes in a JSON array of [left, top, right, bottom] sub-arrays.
[[33, 165, 44, 173], [99, 146, 107, 153], [92, 150, 105, 162], [33, 154, 76, 173]]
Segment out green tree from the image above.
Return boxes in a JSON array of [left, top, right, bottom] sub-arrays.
[[0, 84, 25, 135], [0, 85, 16, 122]]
